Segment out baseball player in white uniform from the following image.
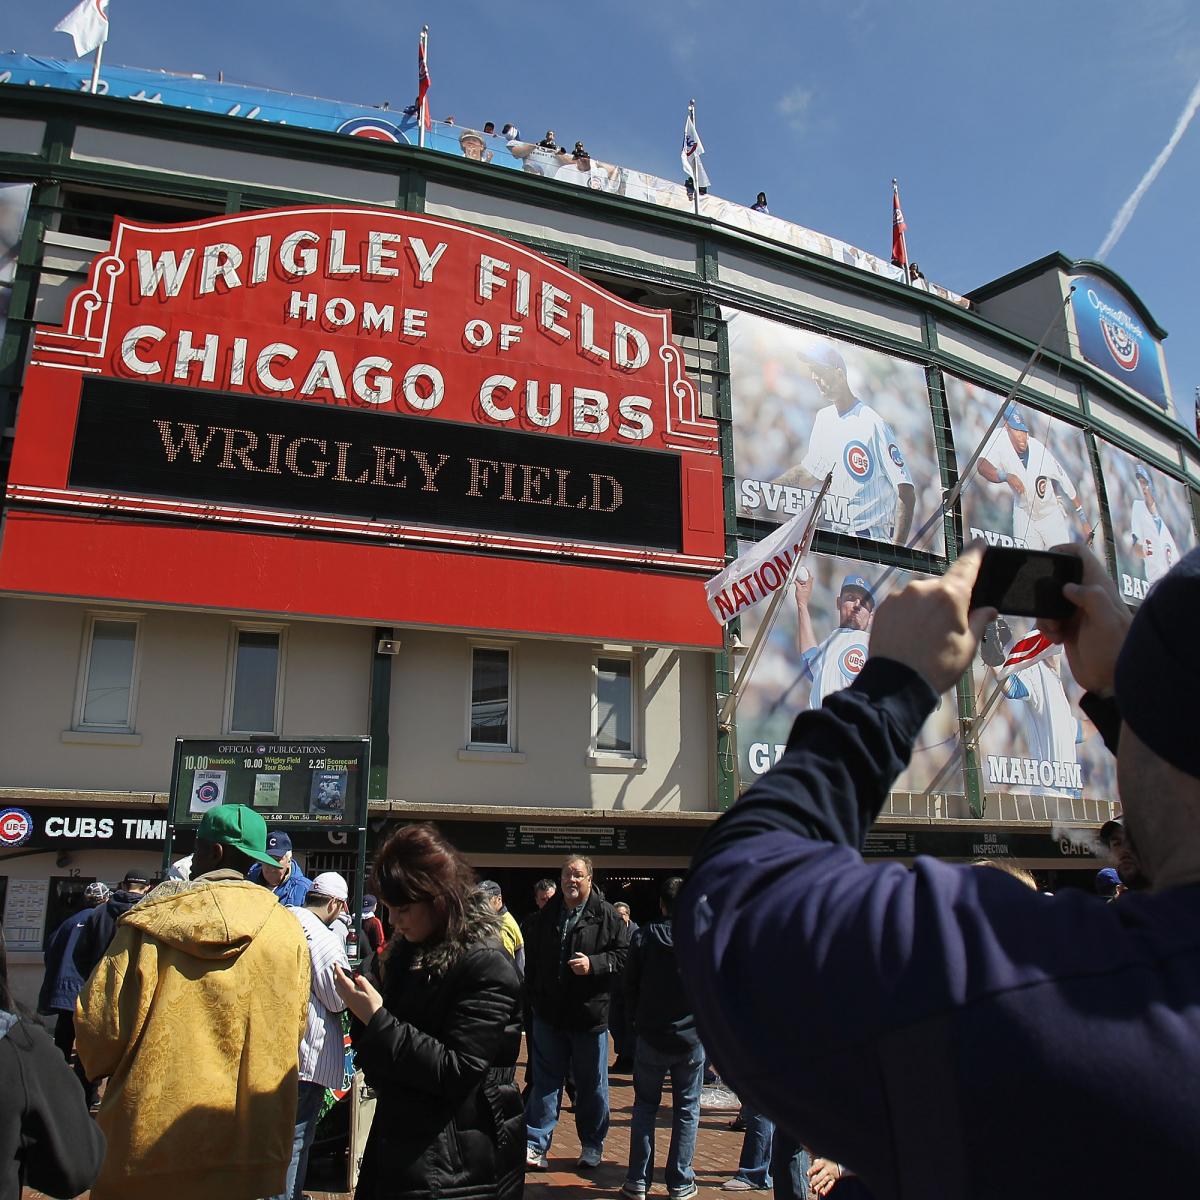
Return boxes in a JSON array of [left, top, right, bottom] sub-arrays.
[[978, 406, 1092, 549], [775, 344, 916, 543], [981, 619, 1081, 797], [1131, 464, 1180, 585], [794, 569, 873, 709]]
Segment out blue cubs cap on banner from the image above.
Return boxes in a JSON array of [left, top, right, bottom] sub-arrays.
[[196, 804, 278, 868], [839, 574, 875, 605], [1004, 405, 1029, 432], [1114, 546, 1200, 780], [802, 341, 847, 375], [265, 829, 293, 860], [1134, 464, 1152, 485]]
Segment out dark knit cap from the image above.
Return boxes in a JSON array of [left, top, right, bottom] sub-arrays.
[[1114, 547, 1200, 779]]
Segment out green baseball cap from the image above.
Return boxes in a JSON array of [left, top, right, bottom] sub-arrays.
[[196, 803, 278, 867]]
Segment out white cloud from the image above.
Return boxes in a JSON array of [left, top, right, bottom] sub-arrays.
[[776, 86, 814, 133]]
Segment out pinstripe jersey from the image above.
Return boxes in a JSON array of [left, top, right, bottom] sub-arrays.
[[799, 399, 912, 537], [982, 431, 1077, 548], [288, 905, 350, 1090], [801, 626, 869, 709]]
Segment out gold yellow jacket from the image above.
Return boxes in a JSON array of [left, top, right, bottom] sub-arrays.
[[76, 874, 310, 1200]]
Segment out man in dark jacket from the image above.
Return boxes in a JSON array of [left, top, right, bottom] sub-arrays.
[[524, 855, 630, 1171], [676, 543, 1200, 1198], [621, 877, 701, 1200], [72, 871, 151, 982], [38, 881, 110, 1104]]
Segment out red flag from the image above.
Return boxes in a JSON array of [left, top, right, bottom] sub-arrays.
[[891, 179, 908, 269], [417, 30, 431, 131], [997, 630, 1057, 680]]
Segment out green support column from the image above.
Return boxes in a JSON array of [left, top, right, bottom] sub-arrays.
[[368, 627, 393, 801]]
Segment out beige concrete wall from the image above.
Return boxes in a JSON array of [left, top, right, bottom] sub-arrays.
[[0, 601, 714, 811], [387, 631, 714, 812], [0, 598, 371, 792]]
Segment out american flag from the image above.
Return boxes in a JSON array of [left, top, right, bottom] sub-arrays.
[[891, 179, 908, 268], [996, 630, 1058, 680]]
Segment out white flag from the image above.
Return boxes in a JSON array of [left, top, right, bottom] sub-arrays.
[[705, 497, 819, 625], [55, 0, 109, 58], [681, 106, 710, 190]]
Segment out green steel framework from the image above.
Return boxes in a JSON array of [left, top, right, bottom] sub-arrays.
[[3, 87, 1199, 818]]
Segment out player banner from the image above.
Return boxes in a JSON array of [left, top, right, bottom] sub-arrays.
[[943, 375, 1100, 553], [1096, 441, 1196, 605], [0, 182, 33, 350], [727, 311, 943, 553], [733, 550, 960, 792], [972, 613, 1116, 805]]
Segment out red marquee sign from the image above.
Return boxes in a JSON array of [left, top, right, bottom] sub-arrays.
[[2, 207, 724, 647]]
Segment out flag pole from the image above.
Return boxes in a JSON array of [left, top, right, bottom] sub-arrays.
[[418, 25, 429, 149], [89, 36, 104, 94], [717, 472, 833, 731], [690, 100, 700, 217]]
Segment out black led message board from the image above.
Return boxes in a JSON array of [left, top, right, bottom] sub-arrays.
[[69, 378, 684, 551]]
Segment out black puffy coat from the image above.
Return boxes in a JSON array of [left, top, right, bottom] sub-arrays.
[[351, 909, 524, 1200], [524, 888, 630, 1033], [0, 1010, 105, 1200]]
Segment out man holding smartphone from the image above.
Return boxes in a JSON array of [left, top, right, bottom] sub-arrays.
[[677, 542, 1200, 1196]]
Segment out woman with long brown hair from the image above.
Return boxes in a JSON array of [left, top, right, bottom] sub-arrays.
[[334, 823, 524, 1200]]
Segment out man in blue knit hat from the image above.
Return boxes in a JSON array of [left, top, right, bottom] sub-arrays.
[[677, 542, 1200, 1198]]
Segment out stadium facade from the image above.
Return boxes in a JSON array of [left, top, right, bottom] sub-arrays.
[[1, 57, 1196, 996]]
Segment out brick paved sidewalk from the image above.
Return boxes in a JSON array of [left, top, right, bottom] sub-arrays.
[[26, 1048, 747, 1200], [524, 1061, 745, 1198]]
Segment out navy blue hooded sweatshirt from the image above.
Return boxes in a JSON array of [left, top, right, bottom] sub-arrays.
[[676, 657, 1200, 1200], [72, 889, 143, 982], [624, 918, 698, 1057]]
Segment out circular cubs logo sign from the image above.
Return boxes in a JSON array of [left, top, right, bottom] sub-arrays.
[[1100, 316, 1139, 372], [843, 440, 873, 480], [336, 117, 411, 144], [839, 645, 867, 678], [0, 808, 34, 848]]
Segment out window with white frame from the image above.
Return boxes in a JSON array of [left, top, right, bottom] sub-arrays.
[[468, 645, 514, 748], [75, 615, 141, 730], [227, 626, 284, 734], [593, 655, 637, 756]]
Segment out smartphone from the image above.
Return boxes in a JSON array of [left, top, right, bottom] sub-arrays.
[[969, 547, 1081, 619]]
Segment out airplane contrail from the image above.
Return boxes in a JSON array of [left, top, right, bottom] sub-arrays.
[[1096, 78, 1200, 260]]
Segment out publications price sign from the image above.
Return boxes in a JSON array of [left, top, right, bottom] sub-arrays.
[[2, 206, 723, 649], [169, 737, 370, 829]]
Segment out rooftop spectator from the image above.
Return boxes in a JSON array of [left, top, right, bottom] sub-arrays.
[[751, 192, 769, 213], [573, 140, 589, 160], [538, 130, 562, 150], [483, 121, 496, 135]]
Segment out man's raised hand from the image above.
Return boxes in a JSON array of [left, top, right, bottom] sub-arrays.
[[868, 544, 996, 695]]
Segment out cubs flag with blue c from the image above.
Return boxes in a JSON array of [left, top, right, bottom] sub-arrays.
[[55, 0, 109, 58], [681, 103, 710, 190], [705, 496, 820, 624]]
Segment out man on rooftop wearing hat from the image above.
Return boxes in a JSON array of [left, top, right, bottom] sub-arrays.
[[75, 804, 310, 1200], [677, 542, 1200, 1195], [794, 568, 875, 709], [248, 828, 315, 907], [272, 871, 351, 1200]]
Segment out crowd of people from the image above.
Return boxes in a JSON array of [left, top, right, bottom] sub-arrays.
[[3, 541, 1199, 1198]]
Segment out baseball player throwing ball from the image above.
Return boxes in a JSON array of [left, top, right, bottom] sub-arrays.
[[774, 344, 916, 543], [977, 406, 1091, 549], [795, 568, 873, 709], [1131, 463, 1180, 585]]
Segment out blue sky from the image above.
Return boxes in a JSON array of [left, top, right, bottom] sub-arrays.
[[10, 0, 1200, 422]]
